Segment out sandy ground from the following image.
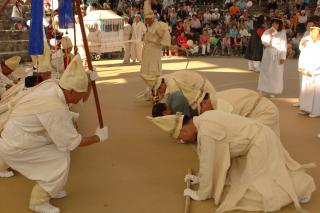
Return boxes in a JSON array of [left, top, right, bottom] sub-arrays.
[[1, 56, 320, 213]]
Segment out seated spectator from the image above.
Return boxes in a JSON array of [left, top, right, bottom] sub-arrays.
[[175, 20, 184, 36], [237, 0, 247, 10], [203, 9, 212, 25], [233, 34, 242, 56], [229, 3, 240, 17], [224, 11, 232, 29], [177, 32, 189, 49], [170, 35, 179, 56], [221, 33, 232, 56], [187, 40, 199, 55], [212, 8, 220, 25], [229, 24, 239, 43], [287, 39, 296, 58], [297, 10, 308, 33], [213, 24, 223, 38], [190, 14, 202, 35], [199, 30, 211, 55], [11, 0, 29, 30]]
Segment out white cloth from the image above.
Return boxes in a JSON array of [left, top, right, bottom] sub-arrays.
[[299, 40, 320, 115], [201, 44, 210, 55], [216, 88, 280, 136], [248, 60, 260, 71], [258, 29, 287, 94], [0, 81, 81, 196], [131, 21, 146, 62], [141, 20, 171, 81], [192, 110, 315, 212], [11, 5, 22, 18]]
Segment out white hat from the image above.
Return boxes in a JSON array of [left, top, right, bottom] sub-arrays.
[[149, 113, 184, 139], [4, 56, 21, 71], [61, 36, 73, 50], [59, 54, 88, 92], [31, 41, 53, 73], [144, 0, 154, 19]]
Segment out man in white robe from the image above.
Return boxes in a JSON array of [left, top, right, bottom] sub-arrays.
[[130, 14, 146, 63], [0, 56, 21, 95], [137, 0, 171, 100], [299, 26, 320, 118], [122, 16, 132, 64], [258, 18, 287, 97], [151, 111, 316, 213], [0, 55, 108, 213]]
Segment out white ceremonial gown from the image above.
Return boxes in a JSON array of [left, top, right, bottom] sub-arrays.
[[0, 80, 81, 197], [216, 88, 280, 136], [193, 111, 315, 213], [299, 39, 320, 115], [258, 29, 287, 94]]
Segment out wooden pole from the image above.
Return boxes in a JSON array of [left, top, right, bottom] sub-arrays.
[[0, 0, 11, 16], [72, 0, 77, 55], [74, 0, 104, 128], [184, 169, 192, 213]]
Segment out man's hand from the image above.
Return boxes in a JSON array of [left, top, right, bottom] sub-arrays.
[[184, 174, 200, 185], [183, 188, 200, 200], [269, 28, 275, 35], [280, 59, 285, 64], [70, 111, 80, 122], [95, 126, 109, 143], [301, 38, 308, 47]]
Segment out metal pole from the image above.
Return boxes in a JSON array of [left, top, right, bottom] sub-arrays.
[[74, 0, 104, 128]]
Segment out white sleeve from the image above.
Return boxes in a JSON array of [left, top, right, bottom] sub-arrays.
[[196, 135, 216, 200], [37, 108, 82, 151], [261, 30, 272, 47], [279, 31, 287, 60]]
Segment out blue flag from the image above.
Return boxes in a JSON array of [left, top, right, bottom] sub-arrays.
[[59, 0, 74, 29], [28, 0, 44, 55]]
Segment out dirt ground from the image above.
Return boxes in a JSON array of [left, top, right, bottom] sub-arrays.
[[1, 56, 319, 213]]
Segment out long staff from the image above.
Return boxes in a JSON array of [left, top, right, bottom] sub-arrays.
[[74, 0, 104, 127], [184, 168, 192, 213]]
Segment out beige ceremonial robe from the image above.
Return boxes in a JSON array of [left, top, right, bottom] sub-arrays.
[[0, 80, 81, 197], [141, 20, 171, 81], [154, 71, 217, 111], [216, 88, 280, 136], [193, 110, 315, 213]]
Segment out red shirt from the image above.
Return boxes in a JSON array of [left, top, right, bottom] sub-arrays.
[[177, 35, 188, 48]]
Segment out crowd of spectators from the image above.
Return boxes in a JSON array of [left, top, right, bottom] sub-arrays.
[[105, 0, 320, 59]]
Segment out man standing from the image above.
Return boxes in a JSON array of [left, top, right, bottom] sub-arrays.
[[123, 16, 132, 64], [258, 18, 287, 98], [299, 25, 320, 118], [131, 14, 146, 63], [0, 55, 108, 213], [139, 0, 170, 99]]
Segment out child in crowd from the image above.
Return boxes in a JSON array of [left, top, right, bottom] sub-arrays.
[[221, 33, 232, 56]]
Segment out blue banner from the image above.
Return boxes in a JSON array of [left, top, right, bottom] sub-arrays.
[[28, 0, 44, 55], [59, 0, 74, 29]]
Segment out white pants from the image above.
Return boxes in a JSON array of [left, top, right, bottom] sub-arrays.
[[123, 42, 131, 63], [201, 44, 210, 55], [248, 60, 261, 72], [131, 41, 143, 62]]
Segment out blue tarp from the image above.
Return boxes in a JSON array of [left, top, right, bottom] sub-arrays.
[[28, 0, 44, 55], [59, 0, 74, 29]]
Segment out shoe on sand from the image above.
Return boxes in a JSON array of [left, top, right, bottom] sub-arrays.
[[300, 195, 311, 204], [52, 190, 67, 199]]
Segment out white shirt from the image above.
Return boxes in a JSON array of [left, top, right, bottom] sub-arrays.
[[1, 82, 81, 151]]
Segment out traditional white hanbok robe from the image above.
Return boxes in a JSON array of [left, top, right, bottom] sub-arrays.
[[0, 80, 81, 197], [141, 20, 170, 80], [258, 29, 287, 94], [216, 88, 280, 136], [123, 23, 132, 63], [299, 40, 320, 115], [131, 21, 146, 62], [298, 35, 312, 92], [193, 110, 315, 213]]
